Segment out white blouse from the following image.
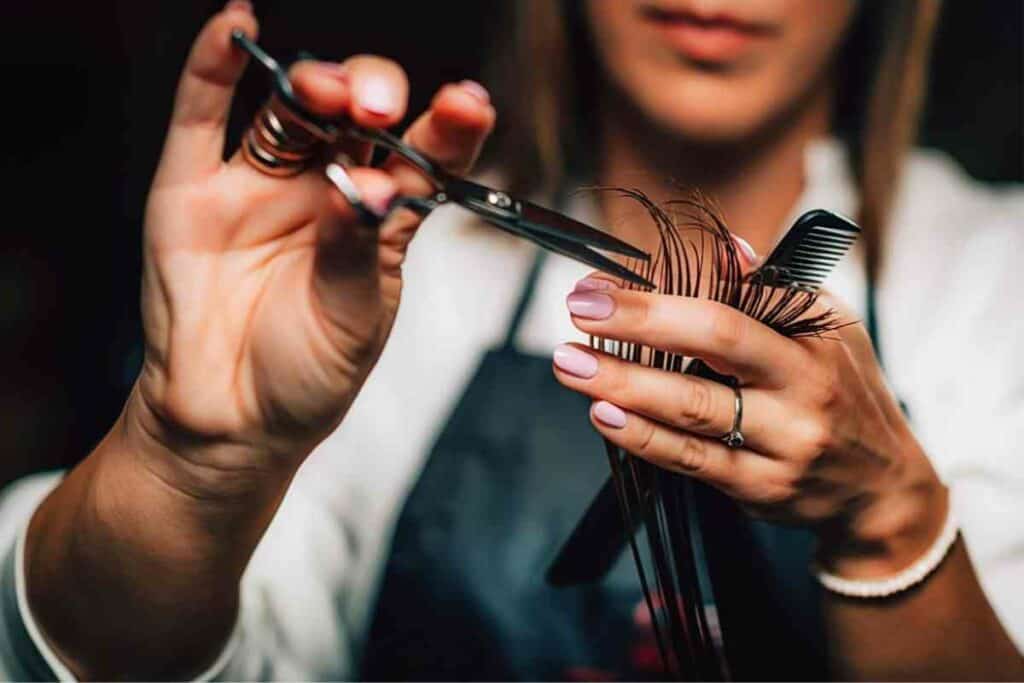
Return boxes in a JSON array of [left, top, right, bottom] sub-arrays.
[[1, 140, 1022, 680]]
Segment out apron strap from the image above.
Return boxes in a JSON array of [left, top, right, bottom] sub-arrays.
[[500, 187, 572, 351], [865, 277, 910, 417], [865, 279, 882, 364], [501, 249, 548, 351]]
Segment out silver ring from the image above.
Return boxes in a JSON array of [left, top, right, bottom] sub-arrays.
[[720, 380, 744, 448]]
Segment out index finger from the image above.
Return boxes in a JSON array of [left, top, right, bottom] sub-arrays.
[[288, 54, 410, 124], [384, 81, 496, 196], [566, 287, 808, 387], [224, 53, 411, 176]]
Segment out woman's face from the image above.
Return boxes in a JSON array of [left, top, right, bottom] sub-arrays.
[[584, 0, 858, 142]]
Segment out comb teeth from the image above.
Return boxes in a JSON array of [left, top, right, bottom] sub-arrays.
[[755, 209, 860, 289]]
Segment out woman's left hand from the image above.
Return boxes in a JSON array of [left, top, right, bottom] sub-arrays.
[[553, 275, 948, 578]]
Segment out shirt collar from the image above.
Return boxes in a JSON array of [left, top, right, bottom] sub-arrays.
[[789, 137, 859, 226]]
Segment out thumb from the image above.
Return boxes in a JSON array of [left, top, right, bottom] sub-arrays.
[[155, 1, 259, 187]]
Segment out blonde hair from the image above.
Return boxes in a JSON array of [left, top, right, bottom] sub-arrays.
[[485, 0, 942, 278]]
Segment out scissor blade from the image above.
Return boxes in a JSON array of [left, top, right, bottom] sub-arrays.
[[482, 217, 655, 289], [441, 178, 650, 260], [546, 473, 637, 586], [519, 201, 650, 260]]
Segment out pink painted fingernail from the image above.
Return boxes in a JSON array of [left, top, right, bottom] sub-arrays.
[[357, 78, 399, 116], [573, 277, 615, 292], [459, 79, 490, 104], [553, 344, 598, 379], [364, 190, 398, 217], [731, 233, 758, 267], [593, 401, 627, 428], [566, 291, 615, 319], [225, 0, 253, 13]]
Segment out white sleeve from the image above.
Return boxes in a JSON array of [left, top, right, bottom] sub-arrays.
[[0, 471, 72, 681], [0, 468, 358, 681], [893, 180, 1024, 654], [215, 470, 365, 680]]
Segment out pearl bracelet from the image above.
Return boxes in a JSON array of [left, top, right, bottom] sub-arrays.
[[813, 506, 959, 599]]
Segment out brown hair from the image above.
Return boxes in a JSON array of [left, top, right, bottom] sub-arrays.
[[485, 0, 942, 278]]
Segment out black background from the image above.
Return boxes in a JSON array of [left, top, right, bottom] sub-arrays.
[[0, 1, 1020, 486]]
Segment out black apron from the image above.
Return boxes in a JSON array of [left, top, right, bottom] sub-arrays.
[[360, 252, 841, 680]]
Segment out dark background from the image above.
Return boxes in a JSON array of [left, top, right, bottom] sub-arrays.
[[0, 2, 1021, 487]]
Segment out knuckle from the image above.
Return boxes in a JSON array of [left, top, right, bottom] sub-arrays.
[[842, 320, 872, 346], [758, 482, 796, 507], [707, 306, 746, 350], [752, 466, 801, 505], [604, 362, 631, 399], [627, 294, 655, 336], [810, 364, 843, 409], [798, 417, 833, 457], [791, 494, 839, 523], [678, 380, 716, 430], [634, 421, 658, 458], [349, 54, 408, 80], [673, 436, 708, 473]]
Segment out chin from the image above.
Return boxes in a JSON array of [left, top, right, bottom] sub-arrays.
[[650, 102, 771, 146], [621, 69, 784, 146]]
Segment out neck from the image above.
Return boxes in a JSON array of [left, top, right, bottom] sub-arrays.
[[596, 84, 833, 257]]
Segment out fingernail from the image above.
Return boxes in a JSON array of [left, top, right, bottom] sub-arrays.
[[459, 79, 490, 104], [731, 233, 758, 266], [553, 344, 598, 379], [357, 78, 399, 116], [573, 277, 615, 292], [364, 191, 398, 217], [567, 291, 615, 319], [593, 401, 627, 429], [225, 0, 253, 13]]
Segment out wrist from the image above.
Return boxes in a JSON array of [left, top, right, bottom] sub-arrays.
[[28, 385, 297, 596], [23, 390, 287, 678], [816, 441, 948, 579], [123, 378, 301, 507]]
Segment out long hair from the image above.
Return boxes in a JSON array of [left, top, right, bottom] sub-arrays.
[[484, 0, 942, 279]]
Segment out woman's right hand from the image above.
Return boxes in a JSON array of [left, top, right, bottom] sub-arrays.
[[131, 1, 495, 500], [23, 4, 493, 677]]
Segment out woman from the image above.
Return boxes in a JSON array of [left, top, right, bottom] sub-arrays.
[[0, 0, 1021, 679]]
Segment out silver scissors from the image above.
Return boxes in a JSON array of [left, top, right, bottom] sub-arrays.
[[231, 31, 654, 288]]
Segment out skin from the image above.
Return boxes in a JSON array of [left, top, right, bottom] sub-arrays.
[[20, 0, 1023, 680], [551, 0, 1024, 678], [25, 1, 494, 678], [586, 0, 855, 246]]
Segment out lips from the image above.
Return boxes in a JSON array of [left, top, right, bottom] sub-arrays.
[[638, 4, 778, 64]]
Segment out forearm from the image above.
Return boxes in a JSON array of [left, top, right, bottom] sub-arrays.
[[819, 471, 1024, 680], [24, 392, 295, 680], [825, 539, 1024, 680]]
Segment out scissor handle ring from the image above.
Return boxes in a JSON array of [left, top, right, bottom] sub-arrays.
[[232, 30, 447, 190]]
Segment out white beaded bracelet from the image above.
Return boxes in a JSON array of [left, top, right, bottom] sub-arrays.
[[813, 507, 959, 599]]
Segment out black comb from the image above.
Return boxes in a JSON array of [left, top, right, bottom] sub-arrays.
[[753, 209, 860, 290], [545, 208, 861, 587]]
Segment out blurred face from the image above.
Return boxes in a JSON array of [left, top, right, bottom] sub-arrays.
[[584, 0, 858, 143]]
